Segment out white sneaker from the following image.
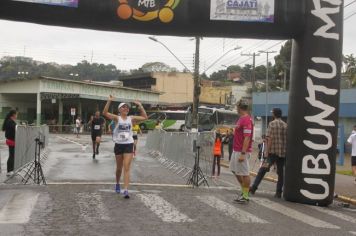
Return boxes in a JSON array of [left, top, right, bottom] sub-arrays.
[[6, 171, 14, 177]]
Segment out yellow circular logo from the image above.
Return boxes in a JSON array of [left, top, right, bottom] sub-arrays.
[[117, 0, 180, 23]]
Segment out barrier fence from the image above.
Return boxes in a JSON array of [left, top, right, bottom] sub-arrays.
[[146, 130, 215, 179], [14, 125, 49, 173]]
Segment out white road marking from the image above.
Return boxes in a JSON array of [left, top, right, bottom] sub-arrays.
[[196, 195, 268, 224], [56, 136, 87, 148], [309, 205, 356, 224], [345, 208, 356, 212], [349, 231, 356, 235], [253, 197, 340, 229], [76, 192, 111, 222], [0, 192, 39, 224], [137, 194, 194, 223], [98, 189, 141, 194]]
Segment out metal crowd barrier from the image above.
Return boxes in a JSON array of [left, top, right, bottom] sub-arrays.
[[146, 129, 215, 178], [14, 125, 49, 173]]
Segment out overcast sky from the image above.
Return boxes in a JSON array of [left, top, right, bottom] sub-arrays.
[[0, 0, 355, 75]]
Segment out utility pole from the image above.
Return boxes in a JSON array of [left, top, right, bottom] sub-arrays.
[[192, 37, 200, 130], [259, 50, 277, 132], [241, 52, 260, 91], [90, 49, 94, 63]]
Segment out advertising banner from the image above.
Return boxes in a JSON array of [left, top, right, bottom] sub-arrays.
[[11, 0, 78, 7], [210, 0, 274, 23]]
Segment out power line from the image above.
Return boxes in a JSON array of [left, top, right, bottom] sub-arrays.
[[345, 0, 356, 8], [345, 11, 356, 20]]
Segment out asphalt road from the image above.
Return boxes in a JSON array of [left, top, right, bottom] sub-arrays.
[[0, 134, 355, 236]]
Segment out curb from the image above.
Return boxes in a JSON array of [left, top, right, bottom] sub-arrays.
[[221, 162, 356, 206]]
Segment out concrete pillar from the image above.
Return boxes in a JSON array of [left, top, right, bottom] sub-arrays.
[[78, 99, 82, 119], [58, 99, 63, 126], [36, 93, 41, 126], [0, 94, 3, 115]]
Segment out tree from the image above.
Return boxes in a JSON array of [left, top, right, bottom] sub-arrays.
[[273, 40, 292, 90], [139, 62, 176, 72], [343, 54, 356, 87], [0, 56, 124, 82], [210, 69, 228, 81]]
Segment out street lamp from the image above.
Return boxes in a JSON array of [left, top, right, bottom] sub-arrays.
[[18, 71, 29, 78], [69, 73, 79, 78], [203, 46, 241, 74], [258, 50, 277, 132], [148, 36, 192, 72]]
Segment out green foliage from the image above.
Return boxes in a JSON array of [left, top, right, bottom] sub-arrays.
[[140, 62, 176, 72], [0, 56, 124, 81], [343, 54, 356, 87]]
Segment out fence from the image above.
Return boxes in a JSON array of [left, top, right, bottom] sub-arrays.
[[146, 129, 215, 179], [14, 125, 49, 173]]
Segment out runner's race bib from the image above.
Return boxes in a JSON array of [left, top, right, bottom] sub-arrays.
[[94, 125, 101, 130], [133, 131, 138, 135], [118, 132, 130, 142]]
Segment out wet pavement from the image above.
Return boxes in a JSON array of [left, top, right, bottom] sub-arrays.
[[0, 134, 355, 236]]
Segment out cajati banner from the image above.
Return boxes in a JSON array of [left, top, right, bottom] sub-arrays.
[[210, 0, 275, 23]]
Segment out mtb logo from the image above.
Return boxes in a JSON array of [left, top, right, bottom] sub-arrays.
[[116, 0, 181, 23]]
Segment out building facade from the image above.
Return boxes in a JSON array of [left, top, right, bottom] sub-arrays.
[[119, 72, 194, 105], [252, 89, 356, 138], [0, 76, 160, 125]]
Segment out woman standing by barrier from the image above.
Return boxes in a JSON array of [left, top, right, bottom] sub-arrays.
[[2, 110, 17, 176], [103, 95, 147, 199], [212, 132, 222, 178]]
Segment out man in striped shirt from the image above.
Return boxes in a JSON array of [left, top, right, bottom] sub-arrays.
[[250, 108, 287, 198]]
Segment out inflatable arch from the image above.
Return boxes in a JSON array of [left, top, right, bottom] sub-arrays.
[[0, 0, 344, 206]]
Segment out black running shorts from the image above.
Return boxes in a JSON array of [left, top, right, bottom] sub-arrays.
[[114, 143, 134, 155], [91, 132, 102, 141], [352, 156, 356, 166]]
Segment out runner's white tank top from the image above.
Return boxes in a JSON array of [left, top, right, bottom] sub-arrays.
[[113, 116, 134, 144]]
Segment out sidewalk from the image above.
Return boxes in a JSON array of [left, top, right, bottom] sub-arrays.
[[220, 147, 356, 204]]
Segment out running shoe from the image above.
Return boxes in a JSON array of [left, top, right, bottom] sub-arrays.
[[249, 186, 257, 195], [92, 154, 95, 159], [234, 196, 249, 204], [6, 171, 14, 177], [123, 190, 130, 199], [115, 184, 121, 193]]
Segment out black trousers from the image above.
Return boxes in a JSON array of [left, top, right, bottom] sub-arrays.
[[212, 156, 221, 176], [228, 145, 233, 161], [251, 154, 285, 193], [7, 146, 15, 172]]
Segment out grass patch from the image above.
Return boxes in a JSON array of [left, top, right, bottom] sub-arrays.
[[336, 170, 354, 176]]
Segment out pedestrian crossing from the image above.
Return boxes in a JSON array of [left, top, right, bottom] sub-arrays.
[[0, 192, 39, 224], [196, 195, 268, 224], [0, 188, 355, 234]]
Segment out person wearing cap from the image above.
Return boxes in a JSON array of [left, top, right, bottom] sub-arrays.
[[230, 99, 254, 204], [250, 108, 287, 198], [103, 95, 147, 199], [88, 111, 106, 159]]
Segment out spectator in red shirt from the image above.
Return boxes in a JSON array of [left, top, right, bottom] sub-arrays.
[[230, 99, 253, 204]]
